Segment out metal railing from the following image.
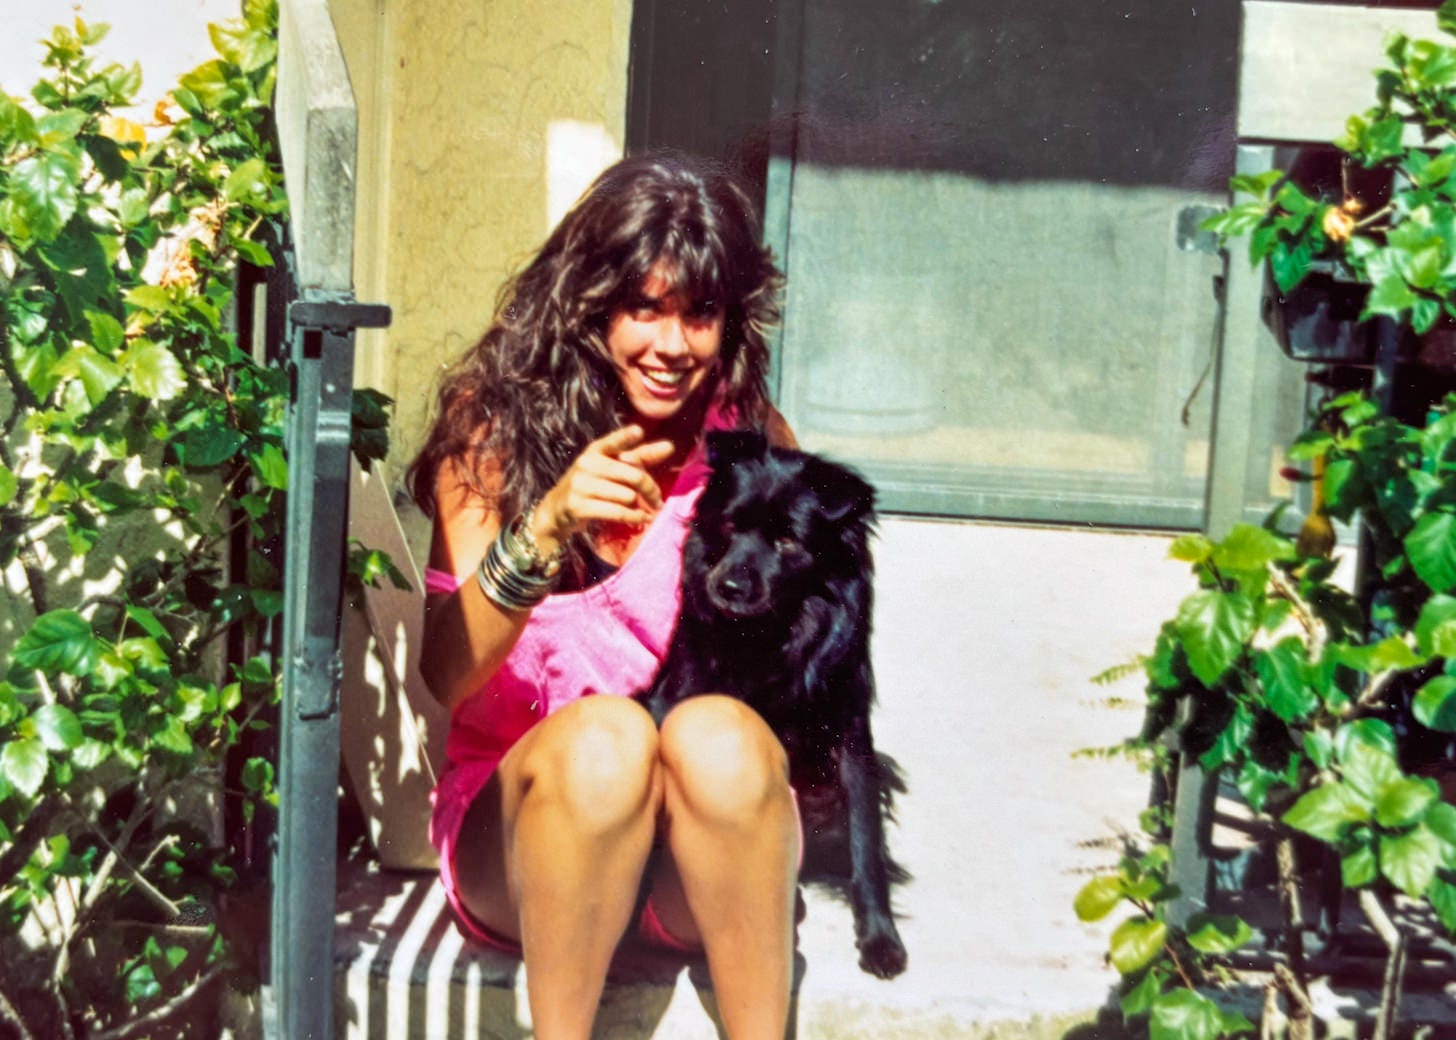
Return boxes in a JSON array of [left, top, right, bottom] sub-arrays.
[[266, 2, 390, 1036]]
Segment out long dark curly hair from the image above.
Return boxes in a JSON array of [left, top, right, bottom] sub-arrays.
[[408, 152, 782, 559]]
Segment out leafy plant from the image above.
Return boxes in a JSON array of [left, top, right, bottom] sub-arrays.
[[1084, 391, 1456, 1040], [0, 4, 396, 1036], [1076, 842, 1256, 1040], [1204, 0, 1456, 333]]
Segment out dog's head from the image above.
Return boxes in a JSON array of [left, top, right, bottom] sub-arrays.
[[685, 430, 875, 622]]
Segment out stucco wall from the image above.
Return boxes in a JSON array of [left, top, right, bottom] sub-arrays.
[[329, 0, 634, 470]]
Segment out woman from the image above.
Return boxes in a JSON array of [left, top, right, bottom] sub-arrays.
[[408, 153, 801, 1040]]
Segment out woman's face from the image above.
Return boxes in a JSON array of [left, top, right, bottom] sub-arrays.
[[606, 262, 725, 430]]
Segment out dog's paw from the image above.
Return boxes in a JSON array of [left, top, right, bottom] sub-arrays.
[[856, 924, 907, 979]]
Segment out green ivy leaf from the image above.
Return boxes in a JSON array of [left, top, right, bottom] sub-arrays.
[[72, 739, 112, 770], [1342, 844, 1378, 887], [1255, 639, 1317, 722], [1148, 989, 1226, 1040], [1381, 824, 1442, 897], [1415, 595, 1456, 657], [1184, 913, 1253, 954], [1341, 741, 1404, 804], [1424, 801, 1456, 864], [124, 961, 160, 1005], [1375, 776, 1440, 828], [1429, 877, 1456, 933], [152, 717, 193, 756], [84, 309, 125, 355], [1406, 510, 1456, 593], [32, 704, 83, 752], [1364, 273, 1417, 319], [1414, 676, 1456, 732], [0, 94, 39, 146], [1109, 916, 1167, 975], [55, 343, 124, 406], [1334, 718, 1398, 761], [177, 422, 244, 468], [117, 637, 169, 672], [124, 606, 173, 647], [1169, 534, 1214, 564], [0, 462, 17, 508], [1, 739, 48, 798], [1439, 0, 1456, 36], [1212, 524, 1295, 572], [241, 756, 274, 793], [1304, 729, 1334, 770], [1283, 782, 1369, 842], [121, 339, 185, 401], [223, 157, 268, 203], [1074, 875, 1126, 922], [9, 151, 80, 241], [1174, 590, 1256, 686], [1119, 966, 1166, 1017], [12, 610, 100, 676], [249, 442, 288, 490]]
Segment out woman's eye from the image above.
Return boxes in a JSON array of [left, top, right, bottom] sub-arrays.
[[689, 301, 721, 322]]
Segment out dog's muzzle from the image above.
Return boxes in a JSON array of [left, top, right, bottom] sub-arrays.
[[704, 559, 775, 619]]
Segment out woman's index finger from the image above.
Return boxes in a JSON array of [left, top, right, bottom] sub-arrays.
[[619, 437, 675, 468], [593, 424, 645, 457]]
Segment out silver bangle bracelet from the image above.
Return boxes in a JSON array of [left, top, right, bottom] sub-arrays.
[[475, 508, 561, 612]]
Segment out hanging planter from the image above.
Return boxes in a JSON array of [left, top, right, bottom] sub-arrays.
[[1262, 258, 1375, 364]]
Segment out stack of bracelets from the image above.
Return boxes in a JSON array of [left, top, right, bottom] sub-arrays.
[[476, 502, 565, 611]]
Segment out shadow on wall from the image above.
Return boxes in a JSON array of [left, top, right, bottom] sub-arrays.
[[340, 460, 448, 872]]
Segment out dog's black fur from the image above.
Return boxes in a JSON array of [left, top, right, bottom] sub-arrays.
[[641, 430, 908, 979]]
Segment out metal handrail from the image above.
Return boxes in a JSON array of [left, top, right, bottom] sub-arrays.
[[268, 2, 390, 1036]]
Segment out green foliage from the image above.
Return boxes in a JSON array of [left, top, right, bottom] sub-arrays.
[[1074, 845, 1254, 1039], [1086, 392, 1456, 1038], [0, 4, 397, 1034], [1202, 0, 1456, 333]]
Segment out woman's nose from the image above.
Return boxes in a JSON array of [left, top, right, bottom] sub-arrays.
[[654, 316, 689, 358]]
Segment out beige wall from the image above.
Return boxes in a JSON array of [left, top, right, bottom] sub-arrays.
[[329, 0, 634, 471]]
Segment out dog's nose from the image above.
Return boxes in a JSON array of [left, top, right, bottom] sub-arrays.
[[718, 574, 751, 600]]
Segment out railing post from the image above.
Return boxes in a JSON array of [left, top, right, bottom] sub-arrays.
[[268, 3, 391, 1036]]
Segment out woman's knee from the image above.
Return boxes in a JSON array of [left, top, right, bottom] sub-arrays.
[[520, 695, 661, 830], [659, 695, 790, 822]]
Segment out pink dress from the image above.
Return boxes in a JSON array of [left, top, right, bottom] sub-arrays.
[[422, 433, 719, 950]]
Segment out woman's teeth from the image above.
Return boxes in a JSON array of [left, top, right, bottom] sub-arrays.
[[643, 369, 684, 388]]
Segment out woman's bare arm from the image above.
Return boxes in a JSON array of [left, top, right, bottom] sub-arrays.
[[419, 426, 675, 712], [420, 461, 532, 712]]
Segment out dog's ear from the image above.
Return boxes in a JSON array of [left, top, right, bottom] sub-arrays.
[[705, 429, 768, 469], [808, 459, 876, 524]]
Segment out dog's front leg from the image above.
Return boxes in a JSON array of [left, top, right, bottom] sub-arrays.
[[839, 717, 907, 979]]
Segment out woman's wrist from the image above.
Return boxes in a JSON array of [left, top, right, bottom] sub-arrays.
[[475, 500, 566, 612], [528, 496, 569, 559]]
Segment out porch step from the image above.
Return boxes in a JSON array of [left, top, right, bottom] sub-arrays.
[[331, 855, 1101, 1040]]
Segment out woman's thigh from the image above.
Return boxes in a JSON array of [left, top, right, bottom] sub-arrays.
[[642, 695, 799, 948], [450, 695, 660, 942]]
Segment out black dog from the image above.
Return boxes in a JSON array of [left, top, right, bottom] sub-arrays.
[[641, 430, 908, 979]]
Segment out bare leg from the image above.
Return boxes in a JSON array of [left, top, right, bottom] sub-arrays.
[[452, 695, 662, 1040], [650, 696, 800, 1040]]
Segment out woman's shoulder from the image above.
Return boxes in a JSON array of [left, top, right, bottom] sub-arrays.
[[425, 444, 505, 583], [763, 405, 798, 449]]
